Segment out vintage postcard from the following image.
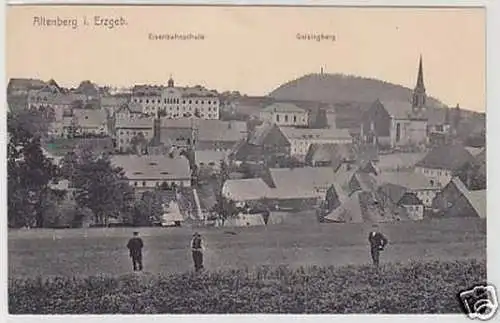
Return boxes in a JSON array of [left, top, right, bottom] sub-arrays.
[[5, 2, 492, 318]]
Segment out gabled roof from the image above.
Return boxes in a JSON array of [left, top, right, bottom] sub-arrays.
[[248, 122, 276, 145], [116, 102, 143, 114], [111, 155, 191, 180], [416, 145, 476, 171], [70, 109, 107, 128], [268, 167, 336, 199], [377, 100, 427, 120], [377, 171, 439, 190], [262, 102, 307, 114], [75, 80, 100, 97], [116, 117, 154, 129], [467, 190, 486, 218], [447, 177, 486, 218], [195, 150, 228, 165], [101, 95, 129, 107], [8, 78, 46, 92], [222, 178, 271, 201], [378, 183, 408, 204], [350, 171, 378, 193], [197, 120, 247, 143], [160, 118, 195, 129], [464, 146, 484, 157], [279, 127, 351, 141]]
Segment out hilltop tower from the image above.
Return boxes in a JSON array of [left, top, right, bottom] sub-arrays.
[[412, 55, 427, 116], [168, 75, 174, 88]]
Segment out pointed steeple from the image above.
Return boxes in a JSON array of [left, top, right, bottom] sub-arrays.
[[412, 54, 427, 115], [416, 54, 425, 90]]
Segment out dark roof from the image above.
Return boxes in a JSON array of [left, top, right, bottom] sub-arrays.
[[416, 145, 476, 170], [306, 143, 354, 168], [378, 183, 407, 204], [7, 78, 46, 92], [398, 192, 422, 206], [248, 122, 276, 145]]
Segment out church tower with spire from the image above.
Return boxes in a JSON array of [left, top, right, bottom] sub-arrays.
[[412, 55, 427, 116]]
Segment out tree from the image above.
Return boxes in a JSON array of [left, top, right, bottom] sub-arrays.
[[72, 153, 135, 225], [133, 191, 164, 226], [130, 132, 148, 155], [454, 161, 486, 191], [8, 111, 59, 228]]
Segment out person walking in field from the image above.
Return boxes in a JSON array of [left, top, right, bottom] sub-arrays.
[[127, 231, 144, 272], [368, 224, 388, 268], [191, 232, 204, 272]]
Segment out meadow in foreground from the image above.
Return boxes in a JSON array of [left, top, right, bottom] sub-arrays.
[[9, 259, 485, 314]]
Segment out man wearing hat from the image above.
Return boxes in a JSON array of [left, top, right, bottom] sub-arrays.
[[127, 231, 144, 272], [368, 224, 388, 268], [191, 232, 204, 272]]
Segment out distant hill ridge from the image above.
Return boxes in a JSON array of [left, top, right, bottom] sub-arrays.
[[269, 73, 449, 110]]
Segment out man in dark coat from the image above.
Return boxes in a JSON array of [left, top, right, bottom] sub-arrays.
[[191, 232, 204, 272], [127, 231, 144, 272], [368, 224, 388, 268]]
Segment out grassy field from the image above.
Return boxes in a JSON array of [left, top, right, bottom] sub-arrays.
[[9, 217, 486, 278]]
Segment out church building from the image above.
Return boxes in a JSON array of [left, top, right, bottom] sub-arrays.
[[360, 56, 429, 149]]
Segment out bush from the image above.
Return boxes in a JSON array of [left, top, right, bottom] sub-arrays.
[[9, 259, 485, 314]]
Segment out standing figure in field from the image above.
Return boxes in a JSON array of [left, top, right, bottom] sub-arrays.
[[368, 224, 388, 268], [127, 231, 144, 272], [191, 232, 204, 272]]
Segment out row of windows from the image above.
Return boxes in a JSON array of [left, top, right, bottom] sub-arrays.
[[422, 168, 450, 177], [143, 106, 218, 112], [119, 130, 149, 136], [133, 98, 218, 105], [145, 112, 217, 119], [132, 180, 187, 187], [276, 114, 299, 123]]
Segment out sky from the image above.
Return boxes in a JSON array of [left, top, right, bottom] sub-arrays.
[[6, 5, 485, 112]]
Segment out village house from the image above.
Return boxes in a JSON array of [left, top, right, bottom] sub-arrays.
[[28, 84, 87, 121], [222, 178, 272, 207], [267, 167, 336, 201], [195, 150, 229, 173], [110, 155, 191, 193], [115, 117, 155, 153], [59, 109, 109, 138], [114, 102, 144, 120], [149, 118, 246, 151], [157, 118, 197, 148], [230, 122, 291, 164], [72, 80, 102, 101], [415, 144, 476, 187], [377, 183, 425, 221], [305, 143, 379, 168], [196, 120, 248, 151], [360, 57, 428, 149], [431, 177, 486, 218], [376, 171, 441, 207], [7, 78, 46, 96], [131, 77, 220, 120], [322, 173, 404, 224], [100, 95, 130, 116], [279, 127, 353, 161], [260, 102, 309, 127]]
